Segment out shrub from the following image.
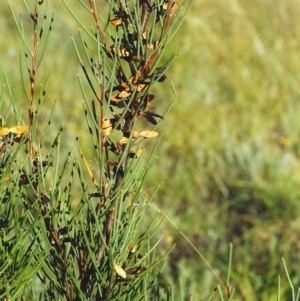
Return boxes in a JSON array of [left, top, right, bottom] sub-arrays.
[[0, 0, 189, 299]]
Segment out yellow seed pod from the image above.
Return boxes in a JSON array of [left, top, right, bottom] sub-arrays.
[[0, 127, 10, 136], [114, 263, 126, 279], [138, 131, 158, 138], [119, 137, 129, 144], [136, 148, 143, 157], [130, 244, 139, 253], [119, 90, 131, 98], [110, 18, 123, 26], [132, 131, 139, 138], [102, 119, 113, 136], [10, 125, 29, 134]]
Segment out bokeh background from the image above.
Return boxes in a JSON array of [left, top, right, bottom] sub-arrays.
[[2, 0, 300, 299]]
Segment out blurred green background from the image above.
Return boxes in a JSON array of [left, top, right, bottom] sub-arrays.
[[2, 0, 300, 299]]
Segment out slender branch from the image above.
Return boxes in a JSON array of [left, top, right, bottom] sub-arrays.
[[29, 7, 40, 193], [29, 8, 38, 128], [88, 0, 108, 50], [96, 113, 134, 267], [141, 0, 151, 34]]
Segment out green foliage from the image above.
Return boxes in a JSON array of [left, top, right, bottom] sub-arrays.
[[0, 0, 189, 299]]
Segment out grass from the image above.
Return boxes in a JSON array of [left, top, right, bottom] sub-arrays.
[[2, 0, 300, 299]]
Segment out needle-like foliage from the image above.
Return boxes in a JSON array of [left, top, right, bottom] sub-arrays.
[[1, 0, 190, 299]]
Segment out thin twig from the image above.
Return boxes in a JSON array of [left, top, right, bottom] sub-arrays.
[[141, 0, 151, 34], [88, 0, 108, 50]]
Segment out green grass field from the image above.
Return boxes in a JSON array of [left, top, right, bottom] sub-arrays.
[[2, 0, 300, 299]]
